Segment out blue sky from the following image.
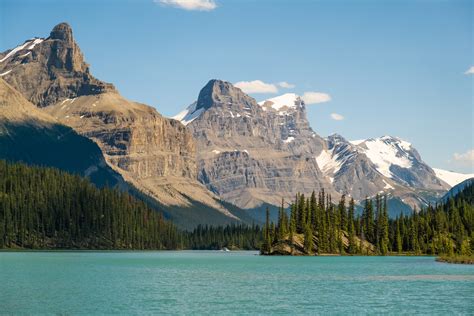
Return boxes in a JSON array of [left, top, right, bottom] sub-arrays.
[[1, 0, 473, 172]]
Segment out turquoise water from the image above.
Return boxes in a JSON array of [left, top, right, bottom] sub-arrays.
[[1, 252, 473, 315]]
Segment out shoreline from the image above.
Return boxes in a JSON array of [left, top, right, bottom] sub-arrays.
[[436, 255, 474, 265]]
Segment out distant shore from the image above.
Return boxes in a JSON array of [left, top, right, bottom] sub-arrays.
[[436, 255, 474, 264]]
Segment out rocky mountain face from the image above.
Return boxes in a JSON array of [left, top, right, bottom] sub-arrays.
[[0, 23, 245, 227], [0, 23, 113, 107], [174, 80, 335, 209], [317, 134, 392, 201], [175, 83, 456, 213], [318, 134, 449, 207], [0, 78, 124, 188]]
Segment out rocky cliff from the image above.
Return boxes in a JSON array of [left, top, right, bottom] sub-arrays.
[[174, 80, 336, 209], [0, 23, 113, 107], [0, 78, 124, 188]]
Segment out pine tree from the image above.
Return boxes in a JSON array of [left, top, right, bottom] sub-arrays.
[[304, 224, 314, 255], [396, 217, 403, 253], [348, 198, 356, 254]]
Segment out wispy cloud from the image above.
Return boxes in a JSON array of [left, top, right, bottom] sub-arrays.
[[278, 81, 295, 89], [156, 0, 217, 11], [330, 113, 344, 121], [301, 92, 331, 104], [453, 149, 474, 164], [234, 80, 278, 94], [464, 66, 474, 75]]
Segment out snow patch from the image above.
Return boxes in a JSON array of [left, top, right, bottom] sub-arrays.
[[350, 139, 364, 145], [0, 70, 12, 76], [283, 136, 295, 143], [0, 38, 43, 63], [383, 180, 394, 190], [19, 52, 31, 58], [0, 41, 31, 63], [258, 93, 302, 115], [172, 101, 204, 125], [212, 150, 221, 155], [433, 168, 474, 187], [27, 38, 44, 50], [357, 137, 413, 178], [316, 149, 341, 174]]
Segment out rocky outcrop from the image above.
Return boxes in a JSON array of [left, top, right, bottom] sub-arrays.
[[262, 232, 375, 256], [175, 80, 335, 209]]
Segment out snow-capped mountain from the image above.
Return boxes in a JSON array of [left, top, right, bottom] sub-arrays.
[[351, 136, 447, 190], [316, 134, 395, 200], [172, 84, 466, 214]]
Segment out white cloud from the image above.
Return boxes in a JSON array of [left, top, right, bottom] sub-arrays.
[[301, 91, 331, 104], [234, 80, 278, 94], [464, 66, 474, 75], [453, 149, 474, 164], [330, 113, 344, 121], [278, 81, 295, 89], [157, 0, 217, 11]]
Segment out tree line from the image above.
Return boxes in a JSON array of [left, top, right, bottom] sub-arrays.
[[0, 160, 262, 250], [187, 224, 262, 250], [0, 160, 182, 249], [262, 186, 473, 256], [1, 159, 471, 255]]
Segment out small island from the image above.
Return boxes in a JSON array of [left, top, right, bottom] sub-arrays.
[[260, 184, 473, 261]]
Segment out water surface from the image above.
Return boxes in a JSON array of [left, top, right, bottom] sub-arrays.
[[1, 251, 473, 314]]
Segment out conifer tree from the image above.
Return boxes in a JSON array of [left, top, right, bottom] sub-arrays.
[[304, 224, 314, 255]]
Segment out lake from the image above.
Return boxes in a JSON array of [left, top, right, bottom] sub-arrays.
[[1, 251, 473, 315]]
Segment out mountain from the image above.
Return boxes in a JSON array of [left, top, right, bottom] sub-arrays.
[[351, 136, 448, 190], [174, 85, 457, 213], [0, 78, 124, 188], [317, 134, 395, 200], [0, 23, 246, 228], [174, 80, 335, 209]]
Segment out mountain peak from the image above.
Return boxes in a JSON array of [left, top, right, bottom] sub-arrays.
[[0, 23, 114, 107], [50, 22, 73, 42], [173, 79, 258, 125], [196, 79, 250, 111]]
